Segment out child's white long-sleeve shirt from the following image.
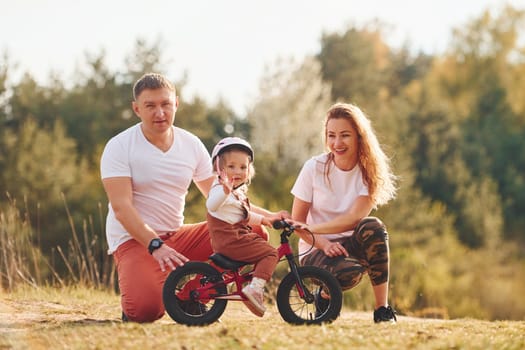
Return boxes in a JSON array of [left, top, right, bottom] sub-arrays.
[[206, 179, 264, 226]]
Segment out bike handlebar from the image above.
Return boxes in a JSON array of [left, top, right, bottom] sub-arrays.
[[272, 220, 292, 230]]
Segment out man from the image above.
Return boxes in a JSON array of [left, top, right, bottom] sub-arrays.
[[100, 73, 217, 322]]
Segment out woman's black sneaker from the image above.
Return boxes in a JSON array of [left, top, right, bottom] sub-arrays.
[[373, 306, 397, 323]]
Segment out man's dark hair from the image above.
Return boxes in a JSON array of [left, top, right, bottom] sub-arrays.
[[133, 73, 175, 100]]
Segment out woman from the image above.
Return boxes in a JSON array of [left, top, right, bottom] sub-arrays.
[[291, 102, 398, 323]]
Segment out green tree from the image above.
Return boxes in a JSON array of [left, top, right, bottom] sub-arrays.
[[122, 37, 173, 84], [317, 21, 391, 109], [246, 57, 332, 209], [6, 73, 66, 131], [0, 51, 8, 122], [417, 4, 525, 242], [0, 119, 97, 252], [60, 52, 129, 162]]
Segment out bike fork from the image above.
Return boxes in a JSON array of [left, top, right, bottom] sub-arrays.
[[285, 254, 315, 303]]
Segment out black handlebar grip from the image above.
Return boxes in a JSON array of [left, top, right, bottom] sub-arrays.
[[272, 220, 288, 230]]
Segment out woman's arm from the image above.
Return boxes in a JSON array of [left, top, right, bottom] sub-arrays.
[[292, 196, 368, 258], [308, 195, 374, 234], [291, 197, 332, 250]]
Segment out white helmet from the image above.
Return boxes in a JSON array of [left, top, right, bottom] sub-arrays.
[[211, 137, 254, 164]]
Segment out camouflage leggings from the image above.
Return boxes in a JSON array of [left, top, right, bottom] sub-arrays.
[[300, 217, 389, 291]]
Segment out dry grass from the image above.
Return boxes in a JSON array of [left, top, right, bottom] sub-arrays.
[[1, 286, 523, 350]]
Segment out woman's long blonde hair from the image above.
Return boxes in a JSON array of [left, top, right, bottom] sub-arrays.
[[324, 103, 397, 207]]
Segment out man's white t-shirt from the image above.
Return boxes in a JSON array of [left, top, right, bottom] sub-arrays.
[[291, 154, 369, 257], [100, 123, 213, 254]]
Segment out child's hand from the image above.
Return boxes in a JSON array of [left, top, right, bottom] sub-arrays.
[[266, 210, 290, 223], [218, 169, 233, 193], [276, 210, 291, 220], [216, 158, 232, 193]]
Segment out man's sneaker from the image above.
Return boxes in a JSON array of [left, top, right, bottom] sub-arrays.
[[179, 300, 208, 315], [122, 311, 129, 322], [242, 285, 266, 317], [374, 306, 397, 323], [314, 288, 330, 318]]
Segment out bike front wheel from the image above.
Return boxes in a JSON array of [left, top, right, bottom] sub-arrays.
[[162, 261, 227, 326], [276, 265, 342, 325]]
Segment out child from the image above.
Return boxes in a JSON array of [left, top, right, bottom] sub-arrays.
[[206, 137, 288, 317]]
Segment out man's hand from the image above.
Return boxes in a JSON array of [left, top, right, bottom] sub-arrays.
[[152, 245, 189, 272]]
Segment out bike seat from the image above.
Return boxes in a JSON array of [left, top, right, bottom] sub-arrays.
[[209, 253, 249, 270]]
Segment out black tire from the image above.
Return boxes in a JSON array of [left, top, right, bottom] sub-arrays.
[[162, 262, 227, 326], [276, 266, 342, 325]]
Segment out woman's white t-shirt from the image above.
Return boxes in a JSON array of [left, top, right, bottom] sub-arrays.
[[100, 123, 213, 254], [291, 153, 369, 256]]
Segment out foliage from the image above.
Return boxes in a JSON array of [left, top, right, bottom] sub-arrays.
[[246, 57, 331, 209], [0, 118, 102, 255], [0, 196, 47, 290], [317, 21, 392, 108], [406, 5, 525, 242]]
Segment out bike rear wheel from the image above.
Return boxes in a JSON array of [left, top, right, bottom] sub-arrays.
[[276, 265, 342, 325], [163, 262, 227, 326]]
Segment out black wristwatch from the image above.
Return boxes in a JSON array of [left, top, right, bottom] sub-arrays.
[[148, 238, 164, 254]]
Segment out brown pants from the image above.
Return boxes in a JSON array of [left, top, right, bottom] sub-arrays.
[[301, 217, 390, 291], [207, 213, 278, 281]]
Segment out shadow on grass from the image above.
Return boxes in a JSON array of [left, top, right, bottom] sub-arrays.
[[0, 318, 123, 333]]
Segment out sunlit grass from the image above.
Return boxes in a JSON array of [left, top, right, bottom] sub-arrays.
[[1, 286, 523, 350]]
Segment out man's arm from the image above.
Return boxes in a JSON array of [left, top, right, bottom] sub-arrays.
[[102, 177, 158, 246], [194, 176, 216, 198], [102, 176, 188, 270]]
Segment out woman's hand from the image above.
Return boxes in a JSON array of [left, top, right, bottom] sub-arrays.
[[285, 219, 310, 232], [321, 241, 348, 258]]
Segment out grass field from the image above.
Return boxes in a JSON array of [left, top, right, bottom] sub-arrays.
[[1, 287, 523, 350]]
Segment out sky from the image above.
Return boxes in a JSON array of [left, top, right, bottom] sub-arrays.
[[1, 0, 524, 115]]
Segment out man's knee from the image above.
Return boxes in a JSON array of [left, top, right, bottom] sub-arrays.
[[123, 300, 164, 323]]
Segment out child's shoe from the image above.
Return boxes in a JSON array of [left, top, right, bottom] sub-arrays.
[[242, 284, 266, 317]]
